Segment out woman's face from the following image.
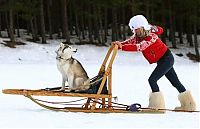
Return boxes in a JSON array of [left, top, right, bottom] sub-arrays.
[[135, 27, 145, 37]]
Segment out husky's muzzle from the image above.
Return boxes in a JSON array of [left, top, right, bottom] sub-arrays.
[[56, 56, 61, 60], [55, 51, 60, 60], [73, 49, 77, 53]]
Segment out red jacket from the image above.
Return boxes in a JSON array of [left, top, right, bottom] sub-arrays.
[[121, 26, 167, 64]]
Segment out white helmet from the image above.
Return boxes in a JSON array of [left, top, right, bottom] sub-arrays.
[[128, 15, 151, 31]]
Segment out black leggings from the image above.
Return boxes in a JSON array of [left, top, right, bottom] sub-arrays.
[[148, 49, 186, 93]]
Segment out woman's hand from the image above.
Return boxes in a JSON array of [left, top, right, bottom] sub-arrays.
[[112, 41, 122, 49]]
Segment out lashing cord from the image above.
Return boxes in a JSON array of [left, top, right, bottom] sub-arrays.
[[32, 97, 200, 112]]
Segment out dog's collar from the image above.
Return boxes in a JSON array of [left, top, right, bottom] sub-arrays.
[[56, 57, 72, 61]]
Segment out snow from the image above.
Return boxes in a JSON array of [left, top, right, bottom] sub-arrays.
[[0, 37, 199, 128]]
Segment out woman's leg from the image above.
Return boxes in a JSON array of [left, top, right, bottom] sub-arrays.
[[148, 62, 173, 92], [165, 67, 186, 93], [148, 51, 174, 92]]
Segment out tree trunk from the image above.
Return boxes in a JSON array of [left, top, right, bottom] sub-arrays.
[[33, 16, 39, 40], [72, 0, 81, 43], [69, 2, 73, 35], [26, 22, 30, 35], [193, 6, 199, 61], [186, 17, 193, 47], [30, 18, 38, 42], [0, 13, 2, 37], [16, 14, 20, 37], [46, 0, 53, 39], [39, 0, 46, 43], [75, 13, 81, 43], [112, 7, 118, 41], [178, 30, 183, 44], [118, 13, 122, 40], [150, 7, 155, 23], [5, 12, 10, 38], [193, 23, 199, 61], [168, 0, 176, 48], [146, 0, 150, 19], [61, 0, 70, 44], [177, 11, 183, 44], [161, 0, 167, 43], [80, 14, 85, 40], [98, 5, 104, 45], [93, 4, 101, 45], [8, 8, 15, 44], [87, 4, 93, 44], [122, 5, 126, 41], [80, 1, 85, 41], [103, 6, 108, 42]]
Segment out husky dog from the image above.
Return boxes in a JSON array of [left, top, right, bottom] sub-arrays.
[[55, 43, 90, 92]]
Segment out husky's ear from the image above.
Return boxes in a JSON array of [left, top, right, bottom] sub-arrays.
[[60, 42, 65, 47], [61, 42, 69, 46]]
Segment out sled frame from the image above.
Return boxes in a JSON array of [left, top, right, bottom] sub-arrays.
[[2, 44, 119, 113]]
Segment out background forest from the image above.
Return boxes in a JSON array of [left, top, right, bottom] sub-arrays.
[[0, 0, 200, 60]]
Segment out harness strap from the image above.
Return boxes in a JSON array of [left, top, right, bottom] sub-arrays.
[[140, 107, 200, 113]]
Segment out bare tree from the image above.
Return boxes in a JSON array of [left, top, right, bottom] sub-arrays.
[[112, 7, 118, 41], [6, 0, 15, 44], [168, 0, 176, 48], [46, 0, 53, 39], [39, 0, 46, 43], [30, 16, 39, 42], [193, 3, 199, 61], [61, 0, 70, 44], [0, 13, 2, 37]]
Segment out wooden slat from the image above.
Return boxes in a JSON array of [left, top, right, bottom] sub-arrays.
[[2, 89, 112, 98], [108, 68, 112, 109], [63, 108, 164, 113], [98, 45, 114, 74]]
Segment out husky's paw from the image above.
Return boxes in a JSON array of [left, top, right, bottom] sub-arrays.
[[52, 88, 65, 92], [70, 89, 76, 92]]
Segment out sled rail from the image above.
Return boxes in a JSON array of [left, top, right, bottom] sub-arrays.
[[2, 89, 112, 98]]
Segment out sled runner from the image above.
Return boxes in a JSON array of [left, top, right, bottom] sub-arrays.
[[2, 44, 198, 113]]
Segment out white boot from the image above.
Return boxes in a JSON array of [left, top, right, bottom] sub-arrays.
[[175, 90, 196, 111], [148, 92, 165, 112]]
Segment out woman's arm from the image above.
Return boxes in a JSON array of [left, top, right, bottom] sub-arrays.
[[121, 43, 138, 51], [151, 25, 163, 35], [122, 41, 152, 52], [122, 33, 158, 52], [112, 35, 136, 50], [121, 35, 136, 45]]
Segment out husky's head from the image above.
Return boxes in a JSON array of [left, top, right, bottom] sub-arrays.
[[56, 43, 77, 60]]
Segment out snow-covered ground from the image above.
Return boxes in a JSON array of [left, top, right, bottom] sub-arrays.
[[0, 38, 199, 128]]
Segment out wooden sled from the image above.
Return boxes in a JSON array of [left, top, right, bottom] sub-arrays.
[[2, 44, 164, 114]]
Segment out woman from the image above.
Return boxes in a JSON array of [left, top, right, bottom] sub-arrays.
[[113, 15, 196, 111]]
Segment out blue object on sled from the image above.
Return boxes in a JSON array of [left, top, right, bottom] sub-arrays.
[[129, 103, 141, 112]]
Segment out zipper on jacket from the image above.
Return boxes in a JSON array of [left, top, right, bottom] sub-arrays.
[[150, 50, 156, 58]]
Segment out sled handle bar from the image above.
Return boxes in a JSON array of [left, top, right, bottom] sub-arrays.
[[90, 44, 118, 110], [98, 44, 118, 75]]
